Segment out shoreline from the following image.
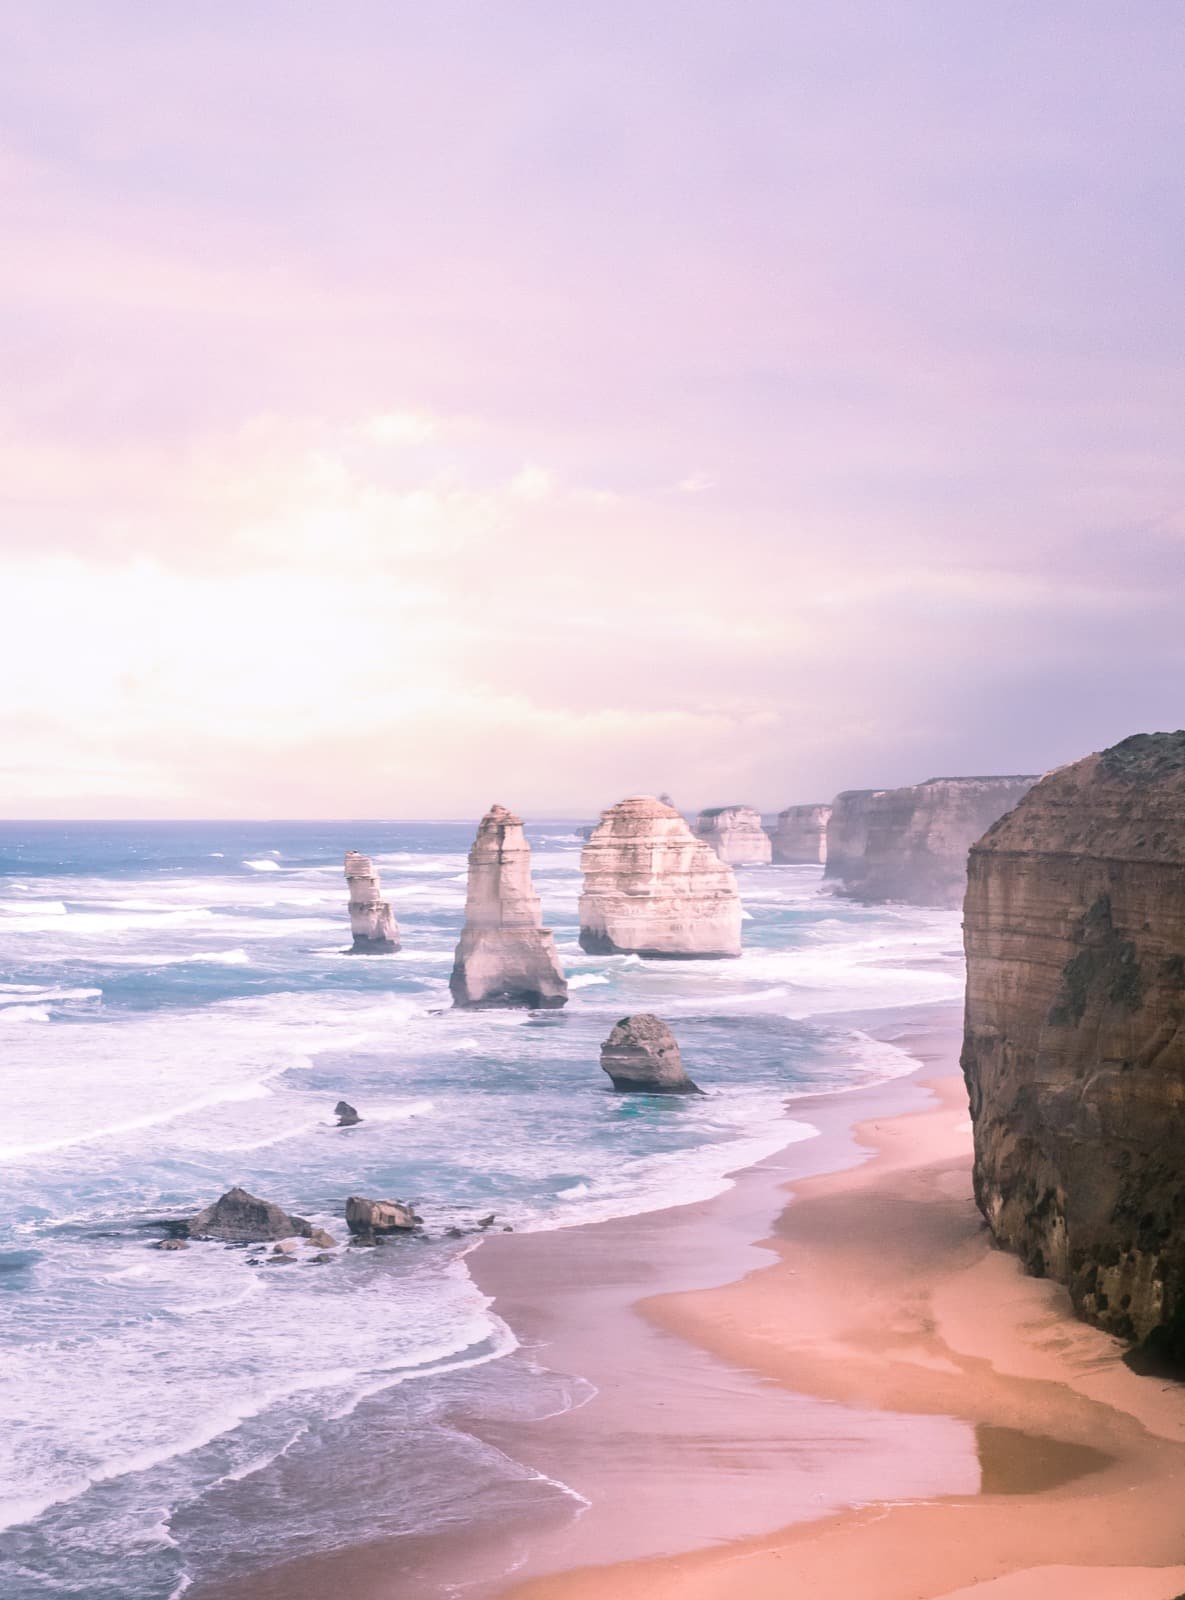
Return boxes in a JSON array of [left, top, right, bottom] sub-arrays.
[[195, 998, 993, 1600]]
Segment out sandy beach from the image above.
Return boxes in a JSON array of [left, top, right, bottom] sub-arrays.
[[197, 1000, 1185, 1600]]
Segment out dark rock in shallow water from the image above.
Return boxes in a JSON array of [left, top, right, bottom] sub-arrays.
[[334, 1100, 361, 1127], [305, 1228, 337, 1250], [345, 1196, 420, 1240], [600, 1014, 700, 1093], [154, 1238, 189, 1251], [186, 1187, 311, 1243]]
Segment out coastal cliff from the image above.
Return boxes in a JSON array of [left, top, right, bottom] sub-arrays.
[[343, 852, 400, 952], [770, 803, 831, 864], [823, 790, 884, 884], [579, 795, 742, 958], [449, 804, 568, 1009], [962, 732, 1185, 1358], [836, 775, 1037, 907], [694, 805, 772, 866]]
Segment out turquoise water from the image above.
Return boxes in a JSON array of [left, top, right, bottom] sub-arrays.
[[0, 821, 964, 1597]]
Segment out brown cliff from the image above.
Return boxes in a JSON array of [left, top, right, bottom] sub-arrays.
[[836, 775, 1037, 907], [822, 790, 885, 885], [962, 732, 1185, 1360]]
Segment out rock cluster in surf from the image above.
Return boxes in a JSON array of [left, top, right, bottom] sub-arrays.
[[695, 805, 772, 866], [579, 795, 742, 958], [600, 1014, 699, 1093], [769, 803, 831, 864], [344, 851, 401, 952], [962, 732, 1185, 1359], [449, 804, 568, 1009], [185, 1186, 311, 1243]]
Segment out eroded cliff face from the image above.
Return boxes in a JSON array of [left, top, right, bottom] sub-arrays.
[[450, 804, 568, 1008], [344, 852, 401, 952], [695, 805, 772, 866], [823, 790, 884, 884], [962, 733, 1185, 1359], [579, 795, 742, 958], [770, 804, 831, 864], [836, 776, 1037, 907]]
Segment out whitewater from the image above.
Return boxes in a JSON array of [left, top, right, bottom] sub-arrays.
[[0, 819, 964, 1598]]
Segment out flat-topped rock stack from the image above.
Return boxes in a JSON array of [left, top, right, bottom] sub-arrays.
[[695, 805, 772, 866], [449, 804, 568, 1009], [835, 775, 1038, 907], [962, 733, 1185, 1360], [770, 803, 831, 864], [579, 795, 742, 958], [344, 852, 400, 952]]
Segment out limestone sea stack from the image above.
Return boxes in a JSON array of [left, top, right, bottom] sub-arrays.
[[962, 733, 1185, 1359], [449, 805, 568, 1008], [836, 775, 1038, 907], [770, 803, 831, 864], [344, 852, 400, 952], [579, 795, 742, 958], [600, 1014, 700, 1093], [695, 805, 772, 866]]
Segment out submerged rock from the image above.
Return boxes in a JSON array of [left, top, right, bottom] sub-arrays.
[[962, 732, 1185, 1360], [600, 1014, 700, 1093], [695, 805, 772, 866], [154, 1238, 189, 1251], [835, 775, 1038, 907], [579, 796, 742, 958], [449, 804, 568, 1009], [334, 1099, 362, 1127], [345, 1195, 420, 1240], [770, 803, 832, 865], [186, 1187, 311, 1244], [344, 852, 401, 953]]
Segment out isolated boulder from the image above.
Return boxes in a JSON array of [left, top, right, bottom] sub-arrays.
[[335, 1100, 361, 1126], [345, 1195, 420, 1240], [600, 1014, 700, 1093], [186, 1187, 310, 1243]]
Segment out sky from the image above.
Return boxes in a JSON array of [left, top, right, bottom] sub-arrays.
[[2, 2, 1183, 818]]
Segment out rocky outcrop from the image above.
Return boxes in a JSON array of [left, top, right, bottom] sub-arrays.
[[600, 1014, 700, 1093], [334, 1100, 361, 1126], [823, 790, 885, 885], [344, 852, 400, 952], [579, 796, 742, 958], [186, 1187, 311, 1243], [770, 804, 831, 864], [830, 776, 1038, 906], [695, 806, 772, 866], [449, 805, 568, 1009], [345, 1196, 421, 1240], [962, 733, 1185, 1360]]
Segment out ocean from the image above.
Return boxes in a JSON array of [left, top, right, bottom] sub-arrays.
[[0, 820, 965, 1598]]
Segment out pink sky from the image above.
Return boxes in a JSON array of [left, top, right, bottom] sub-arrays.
[[2, 4, 1182, 817]]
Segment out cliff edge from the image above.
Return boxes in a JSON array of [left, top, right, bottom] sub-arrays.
[[962, 732, 1185, 1359]]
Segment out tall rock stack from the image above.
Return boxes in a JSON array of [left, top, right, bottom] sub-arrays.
[[962, 733, 1185, 1359], [344, 852, 400, 952], [836, 775, 1037, 907], [770, 804, 831, 864], [823, 790, 885, 885], [695, 806, 772, 866], [449, 804, 568, 1009], [579, 795, 742, 958]]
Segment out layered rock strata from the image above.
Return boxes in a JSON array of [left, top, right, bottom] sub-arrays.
[[962, 733, 1185, 1359], [579, 795, 742, 958], [823, 790, 885, 884], [344, 851, 400, 952], [601, 1014, 700, 1093], [449, 805, 568, 1008], [695, 805, 772, 866], [770, 803, 831, 864], [835, 776, 1037, 907]]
